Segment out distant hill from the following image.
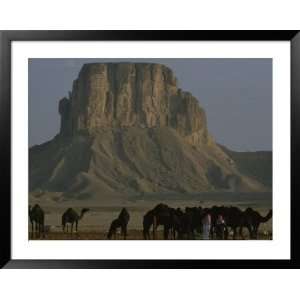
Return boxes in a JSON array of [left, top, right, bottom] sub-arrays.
[[219, 145, 272, 187]]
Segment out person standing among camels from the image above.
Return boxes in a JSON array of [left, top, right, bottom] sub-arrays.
[[215, 214, 226, 239], [202, 209, 211, 240]]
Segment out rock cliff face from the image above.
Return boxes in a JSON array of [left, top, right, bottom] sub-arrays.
[[30, 63, 270, 200], [59, 63, 208, 146]]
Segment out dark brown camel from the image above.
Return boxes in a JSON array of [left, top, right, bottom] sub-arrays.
[[29, 204, 45, 238], [143, 204, 174, 240], [107, 208, 130, 240], [143, 209, 155, 239], [62, 208, 89, 233], [184, 207, 203, 238], [170, 208, 185, 239], [142, 204, 272, 240], [242, 208, 272, 239]]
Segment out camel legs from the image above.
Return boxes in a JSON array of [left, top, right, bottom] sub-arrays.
[[145, 227, 151, 240], [107, 227, 113, 240], [30, 221, 34, 239], [152, 225, 157, 240], [239, 226, 245, 239], [215, 225, 226, 240], [246, 225, 254, 239], [252, 224, 259, 239], [121, 225, 127, 240], [210, 225, 214, 240], [143, 229, 150, 240], [188, 230, 195, 240], [152, 216, 157, 240], [41, 219, 45, 238], [172, 227, 176, 240], [232, 227, 237, 240], [39, 223, 43, 238], [224, 226, 229, 240], [163, 226, 171, 240], [36, 223, 41, 238]]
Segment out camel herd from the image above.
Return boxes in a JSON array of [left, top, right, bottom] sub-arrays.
[[142, 203, 272, 240], [29, 205, 91, 237], [28, 203, 272, 240]]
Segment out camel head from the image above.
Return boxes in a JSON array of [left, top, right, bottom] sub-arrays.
[[81, 208, 90, 214], [258, 209, 273, 223], [78, 208, 90, 219]]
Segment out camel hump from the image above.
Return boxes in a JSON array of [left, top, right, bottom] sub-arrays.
[[153, 203, 170, 216], [262, 209, 272, 221], [154, 203, 169, 211], [245, 207, 254, 212]]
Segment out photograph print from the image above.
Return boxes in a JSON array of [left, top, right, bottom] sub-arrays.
[[28, 58, 272, 241]]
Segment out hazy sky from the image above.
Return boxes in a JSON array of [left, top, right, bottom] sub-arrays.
[[29, 58, 272, 151]]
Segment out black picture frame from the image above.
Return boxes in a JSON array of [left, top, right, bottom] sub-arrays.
[[0, 30, 299, 269]]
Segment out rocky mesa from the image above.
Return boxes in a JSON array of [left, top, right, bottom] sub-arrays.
[[29, 63, 271, 201], [59, 63, 208, 146]]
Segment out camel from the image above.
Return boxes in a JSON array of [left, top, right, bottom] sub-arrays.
[[184, 207, 203, 238], [142, 203, 272, 240], [170, 208, 185, 239], [242, 208, 272, 239], [62, 208, 89, 233], [143, 204, 174, 240], [143, 209, 155, 239], [29, 204, 45, 237], [107, 208, 130, 240]]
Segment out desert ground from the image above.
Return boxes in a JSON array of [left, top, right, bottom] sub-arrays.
[[29, 192, 272, 240]]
